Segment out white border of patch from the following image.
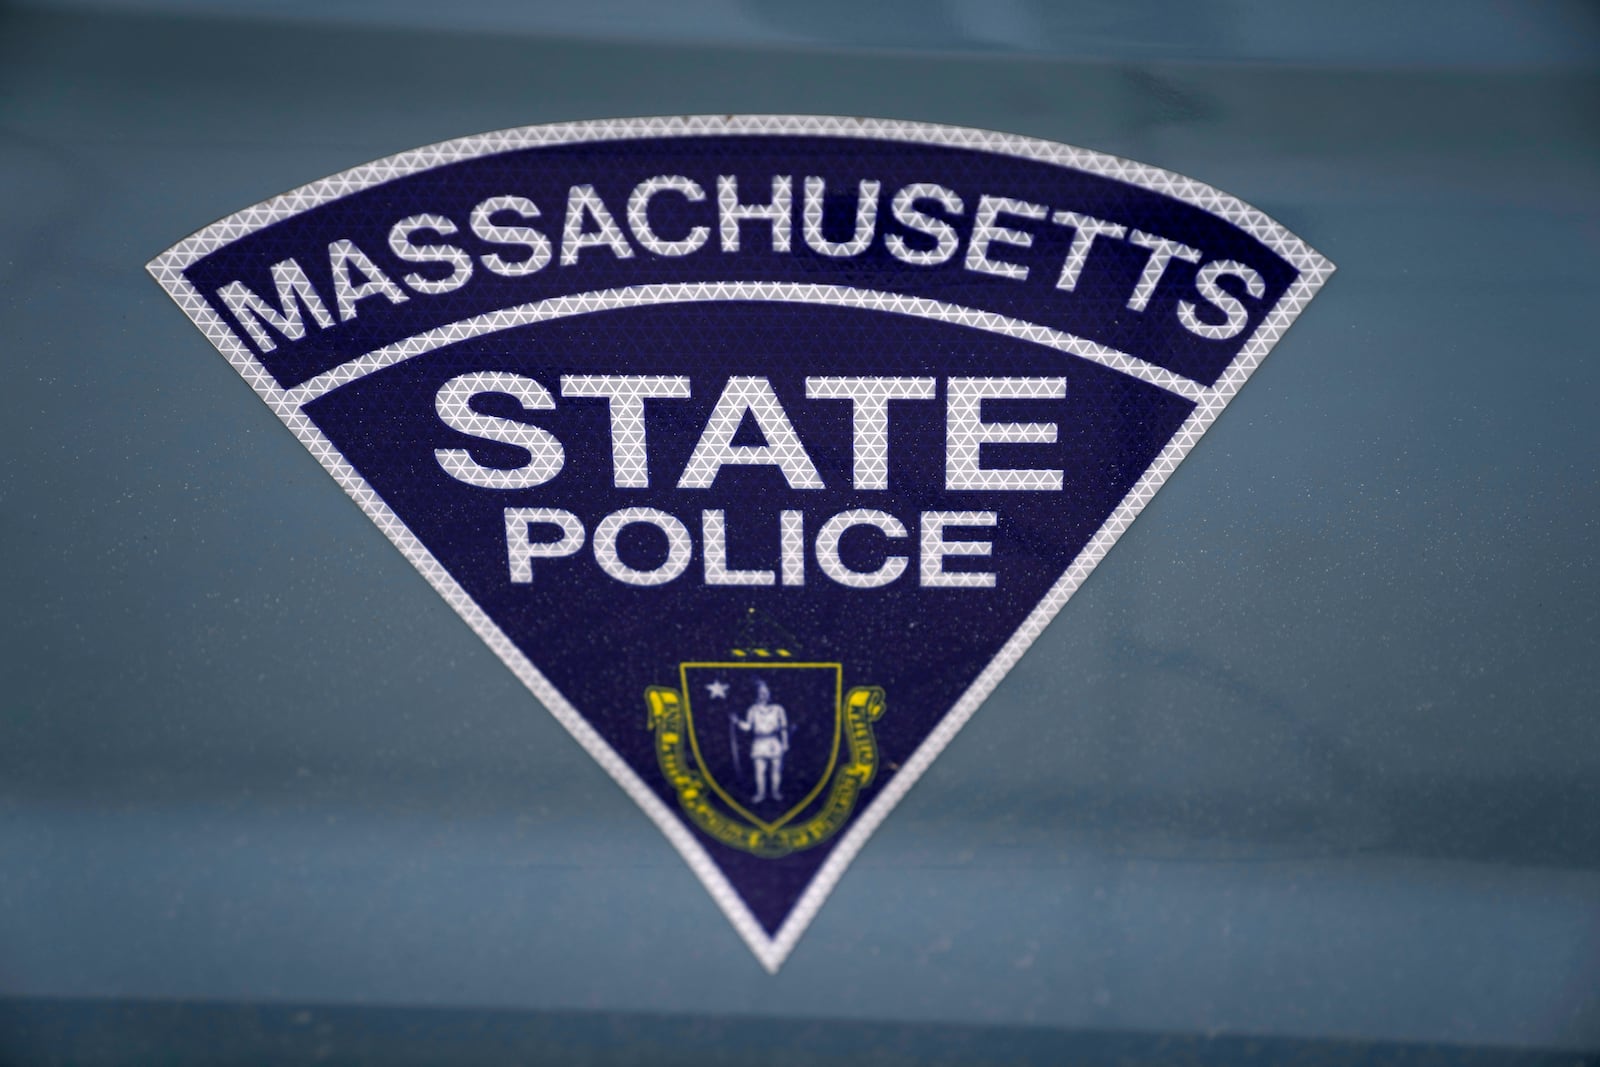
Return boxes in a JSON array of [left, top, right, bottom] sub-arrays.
[[147, 115, 1334, 972]]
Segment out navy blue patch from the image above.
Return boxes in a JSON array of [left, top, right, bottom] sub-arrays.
[[149, 117, 1332, 969]]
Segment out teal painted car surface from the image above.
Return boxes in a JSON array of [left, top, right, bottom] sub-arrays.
[[2, 2, 1596, 1062]]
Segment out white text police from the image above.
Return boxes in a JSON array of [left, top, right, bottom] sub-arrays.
[[435, 371, 1071, 590]]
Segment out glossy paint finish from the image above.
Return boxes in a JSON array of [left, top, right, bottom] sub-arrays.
[[2, 2, 1597, 1062]]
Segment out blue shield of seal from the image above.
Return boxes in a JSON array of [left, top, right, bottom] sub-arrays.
[[681, 662, 842, 832]]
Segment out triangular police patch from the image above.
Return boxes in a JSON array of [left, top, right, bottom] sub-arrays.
[[148, 116, 1333, 970]]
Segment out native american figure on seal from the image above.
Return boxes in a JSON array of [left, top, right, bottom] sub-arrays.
[[732, 680, 790, 803]]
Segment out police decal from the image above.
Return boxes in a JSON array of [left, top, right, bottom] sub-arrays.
[[148, 116, 1333, 971]]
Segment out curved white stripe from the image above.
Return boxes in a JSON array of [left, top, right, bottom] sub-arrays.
[[284, 282, 1204, 407], [150, 115, 1330, 284]]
